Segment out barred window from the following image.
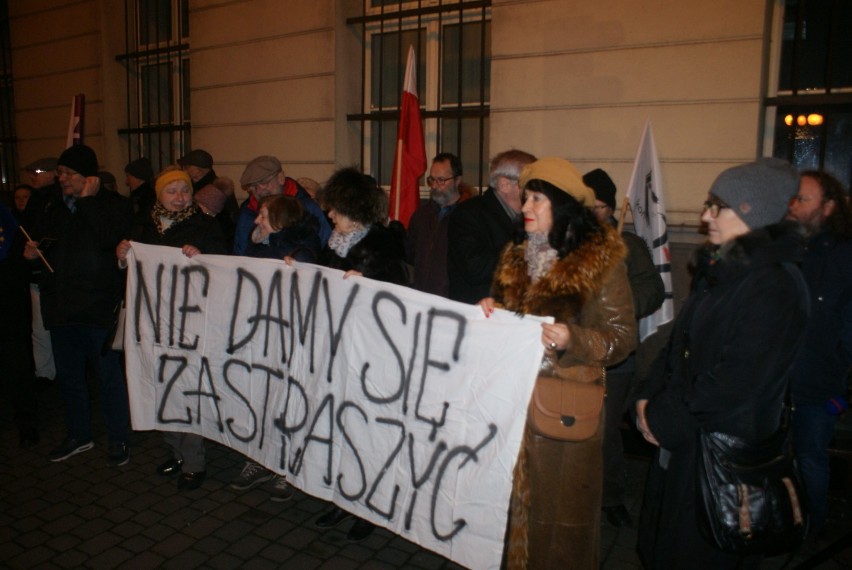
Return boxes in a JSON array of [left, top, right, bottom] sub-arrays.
[[348, 0, 491, 192], [766, 0, 852, 187], [0, 0, 17, 193], [118, 0, 190, 173]]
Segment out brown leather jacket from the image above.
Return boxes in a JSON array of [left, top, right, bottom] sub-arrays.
[[492, 223, 637, 569]]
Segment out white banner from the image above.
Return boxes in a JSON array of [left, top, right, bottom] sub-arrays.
[[123, 242, 546, 570], [625, 119, 674, 340]]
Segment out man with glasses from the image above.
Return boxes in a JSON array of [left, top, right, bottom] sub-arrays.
[[405, 152, 463, 297], [785, 170, 852, 544], [447, 149, 536, 303], [584, 168, 664, 529], [23, 145, 133, 467], [233, 155, 330, 255]]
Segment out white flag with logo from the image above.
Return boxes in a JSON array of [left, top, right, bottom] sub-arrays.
[[625, 120, 674, 341]]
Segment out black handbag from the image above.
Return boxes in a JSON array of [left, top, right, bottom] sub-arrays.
[[697, 424, 808, 555]]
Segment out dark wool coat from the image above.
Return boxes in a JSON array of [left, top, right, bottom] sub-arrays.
[[245, 216, 321, 263], [405, 199, 456, 297], [131, 210, 227, 255], [320, 224, 408, 286], [447, 187, 517, 303], [493, 224, 637, 570], [634, 222, 808, 569], [32, 189, 132, 329]]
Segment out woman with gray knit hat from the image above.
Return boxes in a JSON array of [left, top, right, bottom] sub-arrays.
[[633, 158, 810, 568]]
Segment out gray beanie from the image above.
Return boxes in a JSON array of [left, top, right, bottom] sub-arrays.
[[708, 158, 799, 230]]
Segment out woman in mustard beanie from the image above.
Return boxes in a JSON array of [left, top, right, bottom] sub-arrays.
[[481, 157, 637, 568], [116, 166, 227, 491]]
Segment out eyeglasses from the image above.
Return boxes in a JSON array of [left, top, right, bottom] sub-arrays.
[[426, 175, 456, 186], [702, 196, 730, 218]]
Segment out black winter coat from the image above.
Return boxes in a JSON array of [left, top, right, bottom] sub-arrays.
[[245, 216, 321, 263], [634, 222, 808, 569], [131, 210, 227, 255], [320, 224, 407, 285], [32, 189, 132, 329], [447, 187, 516, 303]]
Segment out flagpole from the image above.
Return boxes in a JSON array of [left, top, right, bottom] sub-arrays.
[[616, 197, 630, 234], [393, 140, 403, 219]]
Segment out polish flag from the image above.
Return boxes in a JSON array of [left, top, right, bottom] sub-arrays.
[[65, 94, 85, 147], [388, 46, 426, 228]]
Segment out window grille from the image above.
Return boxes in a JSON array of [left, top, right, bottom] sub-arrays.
[[117, 0, 190, 174], [0, 0, 17, 194], [347, 0, 491, 193], [766, 0, 852, 187]]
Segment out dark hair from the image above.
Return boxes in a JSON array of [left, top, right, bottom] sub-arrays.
[[800, 170, 852, 240], [317, 167, 385, 226], [14, 184, 35, 193], [260, 194, 304, 231], [433, 152, 462, 178], [517, 178, 604, 257]]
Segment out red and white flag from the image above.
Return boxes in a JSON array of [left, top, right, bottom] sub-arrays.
[[625, 120, 674, 341], [65, 93, 85, 148], [388, 46, 426, 228]]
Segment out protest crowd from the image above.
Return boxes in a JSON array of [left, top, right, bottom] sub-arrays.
[[1, 141, 850, 569]]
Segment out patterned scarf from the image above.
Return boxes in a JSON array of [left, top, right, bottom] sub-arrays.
[[524, 232, 558, 282], [328, 226, 369, 258], [151, 201, 198, 237]]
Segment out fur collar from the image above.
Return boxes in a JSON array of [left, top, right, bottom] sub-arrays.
[[495, 224, 627, 318]]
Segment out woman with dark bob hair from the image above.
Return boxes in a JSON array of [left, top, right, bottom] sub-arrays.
[[246, 194, 320, 262], [313, 167, 407, 284], [479, 157, 637, 568], [307, 167, 407, 541]]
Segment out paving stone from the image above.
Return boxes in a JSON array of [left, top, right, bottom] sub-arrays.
[[54, 548, 89, 569], [227, 533, 272, 559], [374, 546, 411, 565], [44, 533, 81, 552], [408, 550, 450, 570], [76, 531, 124, 555], [118, 534, 157, 554], [161, 548, 210, 569], [14, 528, 51, 549], [204, 551, 243, 569], [116, 549, 167, 569], [276, 552, 323, 569], [70, 517, 114, 540], [88, 546, 135, 568], [9, 545, 55, 568], [258, 542, 297, 564], [151, 532, 196, 558]]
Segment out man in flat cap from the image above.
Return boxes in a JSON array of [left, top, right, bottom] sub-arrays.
[[179, 148, 239, 229], [233, 155, 330, 255], [124, 157, 155, 217], [23, 144, 133, 468]]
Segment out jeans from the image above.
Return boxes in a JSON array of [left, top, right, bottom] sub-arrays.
[[51, 324, 130, 445], [792, 403, 837, 535]]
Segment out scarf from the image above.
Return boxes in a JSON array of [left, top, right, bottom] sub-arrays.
[[524, 232, 558, 282], [151, 201, 198, 237], [328, 226, 369, 258]]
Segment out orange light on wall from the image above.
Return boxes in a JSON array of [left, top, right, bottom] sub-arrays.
[[784, 114, 794, 126], [807, 114, 823, 126], [796, 115, 807, 126]]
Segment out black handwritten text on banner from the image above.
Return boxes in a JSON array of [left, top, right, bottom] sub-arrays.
[[123, 242, 545, 569]]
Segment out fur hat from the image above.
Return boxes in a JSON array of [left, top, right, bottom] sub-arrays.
[[155, 170, 193, 198], [125, 157, 154, 182], [24, 157, 58, 173], [194, 184, 227, 215], [58, 145, 98, 177], [241, 156, 282, 186], [709, 158, 799, 230], [519, 157, 595, 206], [583, 168, 617, 210], [178, 149, 213, 169]]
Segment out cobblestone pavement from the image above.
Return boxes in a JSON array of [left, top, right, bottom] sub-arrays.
[[2, 382, 850, 569]]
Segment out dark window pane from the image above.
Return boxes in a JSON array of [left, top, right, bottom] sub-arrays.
[[823, 110, 852, 187], [180, 0, 189, 39], [139, 0, 172, 46], [141, 63, 173, 125], [181, 59, 190, 122], [773, 108, 852, 189], [779, 0, 852, 92], [440, 116, 489, 189], [442, 21, 491, 105], [371, 29, 425, 110], [371, 120, 401, 187]]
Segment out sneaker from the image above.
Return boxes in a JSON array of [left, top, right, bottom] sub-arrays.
[[230, 461, 274, 491], [267, 475, 293, 502], [107, 443, 130, 467], [48, 438, 94, 462]]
